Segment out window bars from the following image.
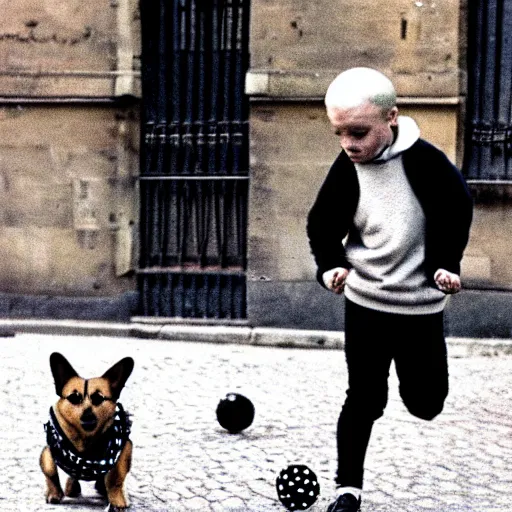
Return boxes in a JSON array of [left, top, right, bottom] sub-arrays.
[[464, 0, 512, 182], [139, 0, 250, 319]]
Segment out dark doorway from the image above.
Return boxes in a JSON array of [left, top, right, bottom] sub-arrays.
[[464, 0, 512, 182], [138, 0, 251, 319]]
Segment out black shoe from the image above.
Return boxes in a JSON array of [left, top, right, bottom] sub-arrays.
[[326, 493, 361, 512]]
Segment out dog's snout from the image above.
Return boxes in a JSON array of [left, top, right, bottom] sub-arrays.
[[80, 407, 98, 431], [81, 407, 94, 419]]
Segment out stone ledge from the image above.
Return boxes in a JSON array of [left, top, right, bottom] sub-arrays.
[[0, 318, 510, 357], [246, 70, 461, 101]]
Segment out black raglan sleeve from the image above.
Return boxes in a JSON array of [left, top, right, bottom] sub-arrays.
[[306, 152, 358, 288], [434, 154, 473, 276], [404, 140, 474, 281]]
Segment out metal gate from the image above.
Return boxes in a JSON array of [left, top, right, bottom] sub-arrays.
[[464, 0, 512, 182], [138, 0, 250, 319]]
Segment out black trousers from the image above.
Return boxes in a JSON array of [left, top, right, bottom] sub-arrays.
[[336, 298, 449, 488]]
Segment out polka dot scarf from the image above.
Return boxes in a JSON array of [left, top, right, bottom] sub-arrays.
[[44, 403, 131, 481]]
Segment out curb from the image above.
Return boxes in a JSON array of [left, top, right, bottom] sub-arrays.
[[0, 319, 511, 357]]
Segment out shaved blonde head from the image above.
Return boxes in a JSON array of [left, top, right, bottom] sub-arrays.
[[325, 67, 397, 111]]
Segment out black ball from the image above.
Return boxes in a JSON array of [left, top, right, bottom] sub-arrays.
[[216, 393, 255, 433], [276, 465, 320, 511]]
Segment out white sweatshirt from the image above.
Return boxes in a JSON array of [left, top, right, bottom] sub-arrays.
[[344, 116, 448, 315]]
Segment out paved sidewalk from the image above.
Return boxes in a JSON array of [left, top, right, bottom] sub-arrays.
[[0, 332, 511, 511]]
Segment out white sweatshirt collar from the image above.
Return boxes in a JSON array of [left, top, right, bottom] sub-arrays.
[[372, 116, 420, 163]]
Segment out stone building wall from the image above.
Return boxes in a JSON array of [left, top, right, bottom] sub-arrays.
[[0, 0, 140, 318], [0, 0, 511, 335]]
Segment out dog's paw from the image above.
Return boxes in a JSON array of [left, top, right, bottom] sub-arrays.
[[46, 490, 63, 504], [65, 477, 81, 498], [105, 505, 130, 511]]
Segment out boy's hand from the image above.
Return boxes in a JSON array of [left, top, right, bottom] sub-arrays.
[[322, 267, 349, 294], [434, 268, 461, 294]]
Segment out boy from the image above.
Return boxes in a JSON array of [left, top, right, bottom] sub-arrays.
[[306, 68, 473, 512]]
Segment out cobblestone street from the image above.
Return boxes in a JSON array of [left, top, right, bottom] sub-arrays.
[[0, 333, 511, 511]]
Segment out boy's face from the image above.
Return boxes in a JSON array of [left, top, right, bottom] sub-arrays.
[[326, 101, 398, 164]]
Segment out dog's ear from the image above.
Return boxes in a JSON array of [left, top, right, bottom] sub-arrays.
[[50, 352, 79, 397], [102, 357, 134, 400]]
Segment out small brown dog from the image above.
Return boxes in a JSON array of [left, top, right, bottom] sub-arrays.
[[40, 352, 134, 511]]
